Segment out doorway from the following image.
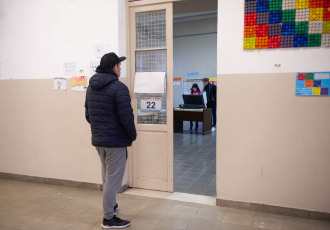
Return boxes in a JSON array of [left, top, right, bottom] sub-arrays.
[[172, 0, 218, 196], [127, 0, 217, 197]]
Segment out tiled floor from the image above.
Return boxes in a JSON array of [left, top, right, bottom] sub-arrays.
[[0, 179, 329, 230], [174, 130, 216, 196]]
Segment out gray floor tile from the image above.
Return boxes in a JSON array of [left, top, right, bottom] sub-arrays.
[[174, 132, 216, 196], [0, 178, 322, 230]]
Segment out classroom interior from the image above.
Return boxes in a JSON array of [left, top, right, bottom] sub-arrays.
[[172, 1, 217, 197]]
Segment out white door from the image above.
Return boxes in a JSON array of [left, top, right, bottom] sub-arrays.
[[128, 2, 173, 192]]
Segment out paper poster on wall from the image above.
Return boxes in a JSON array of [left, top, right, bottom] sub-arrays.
[[95, 44, 111, 58], [134, 72, 166, 93], [209, 78, 217, 85], [296, 72, 330, 96], [173, 77, 181, 86], [53, 77, 66, 90], [71, 76, 88, 92], [90, 60, 99, 75], [140, 96, 162, 112], [187, 72, 199, 77], [63, 62, 77, 76]]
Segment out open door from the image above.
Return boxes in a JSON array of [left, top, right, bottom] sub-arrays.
[[128, 2, 173, 192]]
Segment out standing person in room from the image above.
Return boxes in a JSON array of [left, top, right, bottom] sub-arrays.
[[85, 52, 136, 229], [190, 83, 201, 131], [202, 78, 217, 131]]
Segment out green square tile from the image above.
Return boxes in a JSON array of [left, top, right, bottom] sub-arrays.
[[282, 10, 296, 23], [295, 22, 309, 35], [269, 0, 282, 11], [308, 34, 322, 47], [306, 73, 314, 80]]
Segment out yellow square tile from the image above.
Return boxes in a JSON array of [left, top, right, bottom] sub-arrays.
[[296, 0, 309, 9], [309, 8, 323, 21], [244, 37, 256, 49], [312, 87, 321, 95], [324, 21, 330, 34]]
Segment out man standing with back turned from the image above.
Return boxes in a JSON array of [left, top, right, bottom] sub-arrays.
[[85, 52, 136, 229], [202, 78, 217, 131]]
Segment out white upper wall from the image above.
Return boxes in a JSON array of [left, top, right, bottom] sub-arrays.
[[217, 0, 330, 74], [173, 17, 217, 107], [0, 0, 125, 79]]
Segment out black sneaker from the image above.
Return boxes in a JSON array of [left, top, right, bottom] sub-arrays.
[[114, 203, 119, 214], [101, 216, 130, 229]]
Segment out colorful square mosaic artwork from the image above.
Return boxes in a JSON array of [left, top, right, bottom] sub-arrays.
[[244, 0, 330, 49]]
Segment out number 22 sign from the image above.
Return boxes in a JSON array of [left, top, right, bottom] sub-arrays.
[[140, 96, 162, 112]]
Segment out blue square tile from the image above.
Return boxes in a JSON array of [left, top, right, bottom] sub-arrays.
[[294, 35, 308, 47], [282, 23, 295, 35], [313, 80, 321, 87], [269, 11, 282, 23], [257, 0, 269, 12]]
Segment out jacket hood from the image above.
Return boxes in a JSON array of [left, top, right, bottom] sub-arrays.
[[89, 73, 118, 91]]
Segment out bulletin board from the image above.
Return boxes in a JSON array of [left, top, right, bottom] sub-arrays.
[[296, 72, 330, 96], [244, 0, 330, 49]]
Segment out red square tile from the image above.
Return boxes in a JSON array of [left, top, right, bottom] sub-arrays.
[[298, 73, 306, 80], [245, 13, 257, 26], [325, 0, 330, 8], [324, 7, 330, 21], [268, 36, 281, 48], [256, 24, 269, 37], [310, 0, 324, 8]]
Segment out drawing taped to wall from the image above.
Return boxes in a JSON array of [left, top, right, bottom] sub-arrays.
[[244, 0, 330, 49], [296, 72, 330, 96], [71, 76, 88, 92]]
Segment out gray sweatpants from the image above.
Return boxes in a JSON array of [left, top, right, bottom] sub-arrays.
[[96, 146, 127, 220]]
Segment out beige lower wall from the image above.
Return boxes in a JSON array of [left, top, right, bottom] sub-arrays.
[[2, 75, 330, 213], [216, 73, 330, 213], [0, 79, 129, 185]]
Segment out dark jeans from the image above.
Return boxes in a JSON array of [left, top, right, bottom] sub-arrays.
[[208, 103, 216, 127], [190, 121, 198, 127]]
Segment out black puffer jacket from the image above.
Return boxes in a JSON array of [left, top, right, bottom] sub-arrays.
[[203, 83, 217, 106], [85, 73, 136, 147]]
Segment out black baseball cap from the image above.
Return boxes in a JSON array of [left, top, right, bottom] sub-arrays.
[[96, 52, 126, 73]]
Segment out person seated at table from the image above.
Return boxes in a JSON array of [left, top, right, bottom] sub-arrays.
[[190, 83, 201, 131]]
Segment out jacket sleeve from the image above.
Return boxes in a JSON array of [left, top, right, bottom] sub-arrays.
[[115, 85, 137, 142], [85, 94, 90, 124], [212, 84, 217, 100]]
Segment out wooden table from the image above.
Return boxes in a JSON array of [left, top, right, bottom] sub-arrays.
[[173, 108, 212, 135]]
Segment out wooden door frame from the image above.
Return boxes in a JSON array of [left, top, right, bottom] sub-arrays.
[[126, 0, 174, 191]]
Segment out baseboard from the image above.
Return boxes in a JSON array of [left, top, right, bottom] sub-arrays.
[[217, 198, 330, 221], [0, 172, 129, 193], [1, 172, 327, 221]]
